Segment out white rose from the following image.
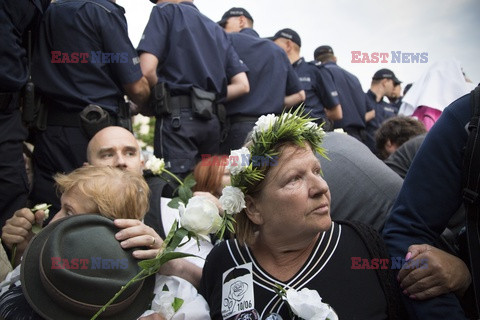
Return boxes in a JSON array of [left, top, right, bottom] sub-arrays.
[[151, 290, 176, 320], [32, 203, 50, 218], [305, 121, 318, 130], [253, 114, 277, 137], [286, 288, 338, 320], [146, 156, 165, 175], [226, 147, 250, 175], [179, 196, 222, 235], [219, 186, 245, 215], [31, 203, 51, 234]]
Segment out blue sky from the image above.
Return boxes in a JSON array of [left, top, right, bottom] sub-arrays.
[[117, 0, 480, 92]]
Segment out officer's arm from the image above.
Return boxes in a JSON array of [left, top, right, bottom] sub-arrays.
[[124, 76, 150, 108], [226, 72, 249, 101], [139, 52, 159, 88], [325, 104, 343, 121], [365, 109, 375, 122], [284, 90, 306, 108]]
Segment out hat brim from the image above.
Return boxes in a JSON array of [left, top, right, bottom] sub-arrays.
[[21, 215, 155, 320], [217, 19, 227, 27]]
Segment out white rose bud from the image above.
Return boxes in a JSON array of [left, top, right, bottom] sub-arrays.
[[179, 196, 222, 235], [146, 156, 165, 175], [31, 203, 51, 234], [219, 186, 245, 215], [32, 203, 50, 218], [253, 114, 277, 137], [226, 147, 250, 176]]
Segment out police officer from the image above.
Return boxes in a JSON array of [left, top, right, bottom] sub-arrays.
[[218, 9, 305, 153], [270, 28, 340, 131], [0, 0, 50, 233], [138, 0, 249, 176], [314, 45, 371, 143], [365, 68, 402, 154], [387, 83, 403, 114], [30, 0, 151, 215]]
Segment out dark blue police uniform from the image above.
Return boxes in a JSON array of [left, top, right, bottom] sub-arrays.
[[292, 58, 338, 128], [220, 28, 302, 153], [0, 0, 49, 232], [30, 0, 143, 215], [388, 98, 401, 115], [137, 2, 248, 175], [316, 61, 368, 142], [365, 89, 396, 154]]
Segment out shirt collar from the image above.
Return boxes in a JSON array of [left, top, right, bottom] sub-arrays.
[[292, 57, 305, 67]]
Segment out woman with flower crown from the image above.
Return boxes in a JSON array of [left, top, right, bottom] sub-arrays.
[[200, 110, 404, 320]]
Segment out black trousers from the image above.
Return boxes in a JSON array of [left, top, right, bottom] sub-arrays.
[[154, 109, 220, 177], [220, 120, 255, 155], [29, 126, 88, 219], [0, 103, 28, 234]]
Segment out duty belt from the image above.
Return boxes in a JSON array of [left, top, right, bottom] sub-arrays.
[[229, 115, 260, 123], [169, 95, 191, 108], [44, 99, 117, 127]]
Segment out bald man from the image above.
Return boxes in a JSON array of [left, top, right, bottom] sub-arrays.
[[2, 127, 177, 261], [86, 126, 145, 174]]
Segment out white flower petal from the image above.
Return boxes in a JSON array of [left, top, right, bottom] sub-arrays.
[[151, 290, 176, 319], [219, 186, 245, 215], [252, 114, 277, 138], [146, 156, 165, 175], [226, 147, 250, 175], [180, 196, 222, 235], [286, 288, 334, 320]]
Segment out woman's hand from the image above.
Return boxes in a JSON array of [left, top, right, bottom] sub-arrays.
[[1, 207, 47, 265], [398, 244, 472, 300], [114, 219, 163, 259]]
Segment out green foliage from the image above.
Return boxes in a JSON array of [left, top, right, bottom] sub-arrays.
[[232, 108, 327, 194], [168, 173, 196, 209], [172, 297, 184, 312]]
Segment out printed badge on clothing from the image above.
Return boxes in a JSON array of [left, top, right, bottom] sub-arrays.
[[222, 262, 255, 319]]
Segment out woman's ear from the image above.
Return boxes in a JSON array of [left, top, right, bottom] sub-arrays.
[[245, 195, 263, 226]]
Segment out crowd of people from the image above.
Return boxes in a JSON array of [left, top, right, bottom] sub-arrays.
[[0, 0, 478, 319]]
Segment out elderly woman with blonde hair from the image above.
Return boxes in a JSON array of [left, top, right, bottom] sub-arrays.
[[53, 165, 150, 221]]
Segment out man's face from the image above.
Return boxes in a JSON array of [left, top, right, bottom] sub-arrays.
[[383, 79, 396, 97], [87, 127, 144, 175], [391, 84, 402, 99]]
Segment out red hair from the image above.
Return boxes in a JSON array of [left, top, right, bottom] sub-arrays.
[[193, 155, 228, 197]]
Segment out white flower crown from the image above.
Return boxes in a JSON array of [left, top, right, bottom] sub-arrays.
[[220, 109, 327, 216]]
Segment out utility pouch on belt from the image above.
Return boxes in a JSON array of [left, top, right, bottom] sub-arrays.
[[22, 82, 35, 124], [118, 100, 132, 132], [80, 104, 111, 139], [151, 82, 171, 116], [21, 82, 48, 131], [191, 87, 215, 120]]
